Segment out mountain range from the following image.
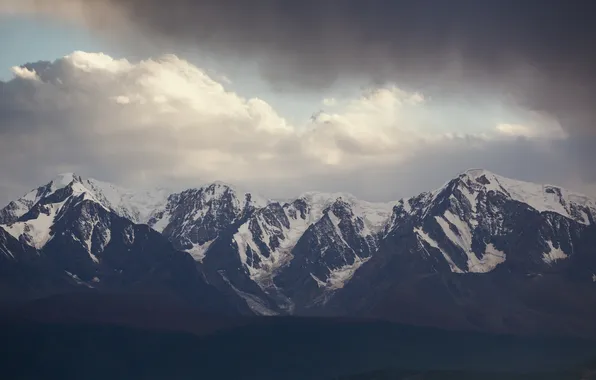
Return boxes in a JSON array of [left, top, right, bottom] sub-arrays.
[[1, 169, 596, 337]]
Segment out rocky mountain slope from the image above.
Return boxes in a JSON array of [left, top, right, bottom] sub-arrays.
[[1, 170, 595, 336], [0, 175, 248, 314], [324, 170, 596, 335]]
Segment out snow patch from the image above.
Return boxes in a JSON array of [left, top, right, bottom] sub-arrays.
[[327, 256, 370, 290], [414, 227, 464, 273], [467, 243, 506, 273], [310, 273, 327, 288], [186, 240, 213, 262], [542, 241, 568, 264], [1, 201, 66, 249], [312, 255, 370, 291], [89, 252, 99, 263], [435, 211, 506, 273], [64, 271, 94, 288], [150, 211, 170, 232], [219, 272, 278, 316], [234, 222, 263, 276], [436, 211, 473, 253]]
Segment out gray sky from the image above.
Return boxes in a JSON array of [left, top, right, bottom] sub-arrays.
[[1, 0, 595, 204]]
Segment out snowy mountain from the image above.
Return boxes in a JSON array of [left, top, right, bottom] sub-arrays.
[[384, 169, 596, 274], [1, 169, 596, 336], [235, 192, 393, 287], [0, 173, 170, 225], [323, 169, 596, 335], [148, 181, 269, 261], [0, 174, 249, 313]]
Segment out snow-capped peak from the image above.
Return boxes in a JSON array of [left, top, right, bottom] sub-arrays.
[[201, 181, 270, 208], [0, 173, 84, 225], [0, 174, 171, 227], [293, 191, 394, 231], [455, 169, 596, 224], [294, 191, 357, 222], [460, 168, 491, 178], [49, 172, 82, 190], [147, 181, 271, 262], [384, 169, 596, 276]]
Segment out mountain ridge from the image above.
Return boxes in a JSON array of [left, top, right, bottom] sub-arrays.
[[1, 169, 595, 337]]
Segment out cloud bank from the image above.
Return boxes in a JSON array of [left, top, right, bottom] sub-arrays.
[[4, 0, 596, 136], [0, 51, 584, 205]]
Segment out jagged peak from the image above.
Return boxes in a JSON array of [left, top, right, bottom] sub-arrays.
[[386, 169, 596, 228], [457, 169, 576, 197], [291, 192, 358, 220], [49, 172, 83, 190], [182, 181, 270, 207], [442, 169, 594, 203], [45, 173, 101, 202], [201, 181, 252, 200], [160, 182, 271, 220], [423, 168, 596, 225], [2, 174, 172, 225], [291, 191, 394, 233]]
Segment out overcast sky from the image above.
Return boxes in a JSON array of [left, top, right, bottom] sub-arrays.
[[1, 0, 595, 204]]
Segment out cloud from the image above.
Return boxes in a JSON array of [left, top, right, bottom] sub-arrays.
[[495, 118, 567, 140], [1, 51, 591, 205], [3, 0, 595, 139], [1, 52, 296, 181]]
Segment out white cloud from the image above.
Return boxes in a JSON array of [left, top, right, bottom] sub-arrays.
[[0, 51, 580, 203], [496, 118, 566, 140], [304, 87, 431, 165], [11, 66, 39, 80]]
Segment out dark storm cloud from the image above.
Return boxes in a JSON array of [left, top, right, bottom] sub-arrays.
[[83, 0, 596, 135]]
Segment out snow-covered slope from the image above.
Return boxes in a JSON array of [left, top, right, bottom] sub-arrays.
[[0, 173, 170, 251], [0, 173, 170, 225], [2, 200, 68, 250], [233, 192, 394, 286], [2, 169, 595, 320], [3, 169, 594, 279], [320, 170, 596, 336], [148, 182, 269, 262], [383, 169, 596, 274], [1, 174, 102, 250], [0, 173, 79, 225], [452, 169, 596, 224], [83, 178, 171, 223]]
